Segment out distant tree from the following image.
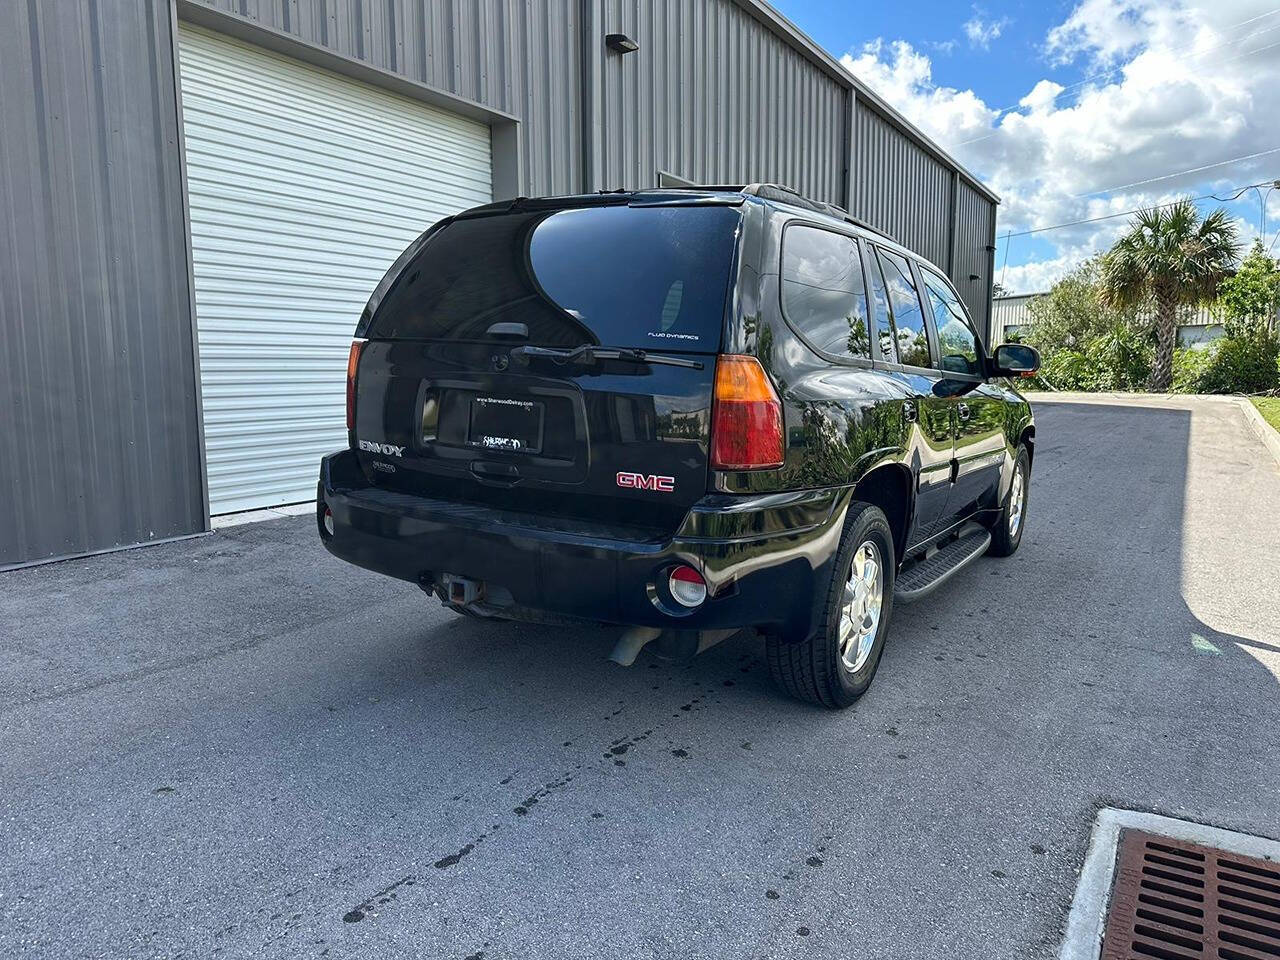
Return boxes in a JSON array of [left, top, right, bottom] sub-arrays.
[[1100, 200, 1238, 391], [1023, 257, 1125, 353], [1217, 241, 1280, 337], [992, 281, 1011, 299], [1022, 258, 1155, 392]]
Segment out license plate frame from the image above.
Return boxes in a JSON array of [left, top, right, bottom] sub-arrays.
[[467, 396, 545, 454]]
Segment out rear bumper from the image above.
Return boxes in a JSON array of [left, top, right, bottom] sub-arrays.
[[317, 449, 846, 636]]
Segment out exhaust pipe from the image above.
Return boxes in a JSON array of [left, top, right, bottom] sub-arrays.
[[608, 626, 662, 667], [609, 627, 740, 666]]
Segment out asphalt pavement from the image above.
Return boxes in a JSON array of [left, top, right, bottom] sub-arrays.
[[2, 394, 1278, 960]]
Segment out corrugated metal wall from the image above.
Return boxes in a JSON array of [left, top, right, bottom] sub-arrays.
[[995, 295, 1231, 345], [596, 0, 846, 203], [850, 104, 954, 270], [185, 0, 996, 329], [953, 178, 996, 340], [188, 0, 582, 196], [0, 0, 205, 567]]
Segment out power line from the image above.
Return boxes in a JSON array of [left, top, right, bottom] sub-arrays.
[[1210, 183, 1267, 203], [972, 8, 1280, 126], [1073, 147, 1280, 199], [1000, 179, 1275, 239], [950, 27, 1280, 150]]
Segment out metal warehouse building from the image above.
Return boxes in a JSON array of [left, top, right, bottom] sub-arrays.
[[1, 0, 998, 568]]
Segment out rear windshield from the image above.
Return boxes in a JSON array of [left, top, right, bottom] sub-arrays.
[[364, 204, 740, 352]]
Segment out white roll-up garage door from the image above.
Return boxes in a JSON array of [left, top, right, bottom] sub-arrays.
[[177, 25, 492, 514]]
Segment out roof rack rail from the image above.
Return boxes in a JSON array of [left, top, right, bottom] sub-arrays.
[[633, 181, 897, 243], [630, 184, 749, 194], [742, 183, 895, 242]]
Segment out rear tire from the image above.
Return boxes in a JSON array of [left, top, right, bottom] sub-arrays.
[[766, 501, 895, 709], [988, 445, 1030, 558]]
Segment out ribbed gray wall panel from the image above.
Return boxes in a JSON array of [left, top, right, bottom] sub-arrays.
[[850, 103, 995, 332], [0, 0, 205, 567], [954, 178, 996, 338], [188, 0, 582, 196], [597, 0, 846, 202], [850, 103, 953, 271]]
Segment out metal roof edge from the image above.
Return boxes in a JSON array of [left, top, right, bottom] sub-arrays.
[[730, 0, 1001, 206]]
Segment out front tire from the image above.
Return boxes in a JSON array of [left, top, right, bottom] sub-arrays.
[[766, 501, 896, 709], [987, 445, 1030, 557]]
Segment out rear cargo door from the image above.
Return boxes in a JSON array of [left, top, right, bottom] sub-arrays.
[[351, 202, 742, 535]]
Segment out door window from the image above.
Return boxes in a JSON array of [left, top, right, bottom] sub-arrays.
[[875, 248, 931, 368], [863, 243, 897, 364], [780, 225, 871, 360], [922, 270, 982, 376]]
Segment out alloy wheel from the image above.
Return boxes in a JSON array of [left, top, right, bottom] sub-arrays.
[[1009, 466, 1026, 538], [839, 540, 884, 674]]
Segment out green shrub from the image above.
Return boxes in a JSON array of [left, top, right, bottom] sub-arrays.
[[1040, 349, 1102, 391], [1176, 331, 1280, 394], [1022, 258, 1156, 392], [1023, 258, 1128, 355], [1086, 321, 1153, 390], [1172, 347, 1214, 393]]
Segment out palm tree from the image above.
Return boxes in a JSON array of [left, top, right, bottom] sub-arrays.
[[1100, 200, 1238, 391]]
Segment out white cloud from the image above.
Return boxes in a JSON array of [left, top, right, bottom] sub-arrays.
[[964, 8, 1010, 50], [838, 0, 1280, 293]]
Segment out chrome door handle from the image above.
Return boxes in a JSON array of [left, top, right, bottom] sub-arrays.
[[957, 402, 971, 421], [903, 401, 918, 423]]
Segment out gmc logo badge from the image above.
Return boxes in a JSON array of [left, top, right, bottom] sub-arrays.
[[616, 471, 675, 492]]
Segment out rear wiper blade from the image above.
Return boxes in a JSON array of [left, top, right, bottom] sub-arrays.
[[509, 344, 703, 370]]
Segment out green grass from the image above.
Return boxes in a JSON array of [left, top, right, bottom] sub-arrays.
[[1252, 396, 1280, 434]]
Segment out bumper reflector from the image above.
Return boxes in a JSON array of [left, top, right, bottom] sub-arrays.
[[669, 565, 707, 608]]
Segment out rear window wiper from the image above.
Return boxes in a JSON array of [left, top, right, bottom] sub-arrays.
[[509, 344, 703, 370]]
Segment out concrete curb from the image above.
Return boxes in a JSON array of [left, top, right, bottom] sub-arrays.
[[211, 501, 314, 530], [1237, 396, 1280, 470], [1059, 808, 1280, 960], [1027, 391, 1237, 406], [1027, 392, 1280, 471]]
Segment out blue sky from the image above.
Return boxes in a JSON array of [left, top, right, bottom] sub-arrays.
[[773, 0, 1280, 292], [781, 2, 1076, 107]]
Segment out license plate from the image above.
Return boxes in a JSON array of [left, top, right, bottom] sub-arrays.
[[467, 396, 544, 453]]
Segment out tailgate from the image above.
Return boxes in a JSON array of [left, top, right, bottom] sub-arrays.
[[352, 340, 714, 534], [347, 200, 740, 536]]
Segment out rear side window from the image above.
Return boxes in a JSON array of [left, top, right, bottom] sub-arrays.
[[922, 270, 983, 376], [864, 245, 897, 364], [780, 225, 871, 360], [366, 205, 740, 351], [875, 248, 931, 369]]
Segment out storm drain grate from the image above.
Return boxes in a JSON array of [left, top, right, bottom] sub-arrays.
[[1101, 828, 1280, 959]]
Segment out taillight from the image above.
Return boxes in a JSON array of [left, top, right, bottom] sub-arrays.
[[710, 355, 784, 470], [345, 340, 364, 432]]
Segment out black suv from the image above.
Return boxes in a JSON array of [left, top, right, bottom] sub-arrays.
[[318, 184, 1038, 708]]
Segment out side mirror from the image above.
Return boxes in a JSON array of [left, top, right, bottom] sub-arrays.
[[992, 343, 1041, 378]]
